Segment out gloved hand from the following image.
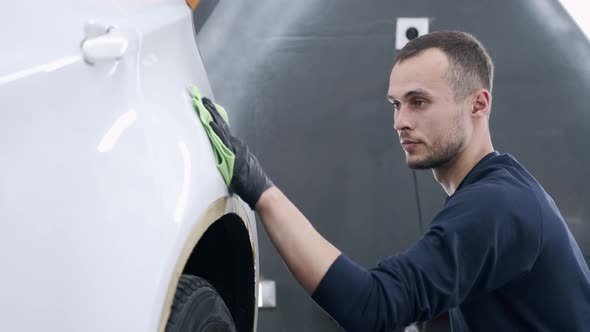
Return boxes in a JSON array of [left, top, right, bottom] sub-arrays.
[[203, 97, 274, 210]]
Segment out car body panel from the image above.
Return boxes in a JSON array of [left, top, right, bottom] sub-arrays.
[[0, 1, 257, 331]]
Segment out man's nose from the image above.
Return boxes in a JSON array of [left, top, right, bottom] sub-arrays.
[[393, 107, 414, 131]]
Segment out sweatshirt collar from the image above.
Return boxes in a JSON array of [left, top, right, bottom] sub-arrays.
[[446, 151, 500, 202]]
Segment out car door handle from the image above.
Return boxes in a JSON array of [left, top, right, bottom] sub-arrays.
[[81, 28, 129, 64]]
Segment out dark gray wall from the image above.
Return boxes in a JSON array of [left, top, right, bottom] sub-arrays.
[[195, 1, 590, 331]]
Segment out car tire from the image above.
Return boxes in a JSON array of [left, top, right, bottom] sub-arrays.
[[165, 274, 236, 332]]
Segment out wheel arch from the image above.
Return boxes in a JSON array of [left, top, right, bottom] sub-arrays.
[[158, 196, 258, 332]]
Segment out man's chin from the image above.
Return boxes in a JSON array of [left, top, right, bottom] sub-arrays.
[[405, 156, 433, 170]]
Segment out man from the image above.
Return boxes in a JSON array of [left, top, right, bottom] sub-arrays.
[[204, 31, 590, 331]]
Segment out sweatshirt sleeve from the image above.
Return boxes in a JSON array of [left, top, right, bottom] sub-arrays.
[[311, 184, 542, 332]]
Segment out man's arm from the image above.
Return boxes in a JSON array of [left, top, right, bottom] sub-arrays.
[[256, 186, 341, 293]]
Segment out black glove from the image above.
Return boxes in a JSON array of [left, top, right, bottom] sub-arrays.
[[203, 97, 274, 209]]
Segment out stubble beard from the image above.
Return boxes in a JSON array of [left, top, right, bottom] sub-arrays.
[[406, 113, 466, 170]]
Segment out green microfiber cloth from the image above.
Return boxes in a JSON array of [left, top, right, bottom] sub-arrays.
[[188, 85, 235, 186]]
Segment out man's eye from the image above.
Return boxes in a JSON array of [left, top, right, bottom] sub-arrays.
[[393, 102, 401, 111], [412, 99, 426, 108]]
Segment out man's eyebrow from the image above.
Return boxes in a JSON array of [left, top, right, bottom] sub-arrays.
[[404, 89, 433, 99], [386, 94, 399, 104]]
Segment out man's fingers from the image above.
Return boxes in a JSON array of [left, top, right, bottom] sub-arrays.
[[210, 121, 232, 149], [203, 98, 227, 127]]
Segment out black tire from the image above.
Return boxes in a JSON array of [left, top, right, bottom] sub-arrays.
[[165, 274, 236, 332]]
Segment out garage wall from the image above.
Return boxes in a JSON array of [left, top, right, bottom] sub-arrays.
[[194, 1, 590, 331]]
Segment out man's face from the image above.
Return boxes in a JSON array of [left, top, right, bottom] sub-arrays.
[[388, 48, 471, 169]]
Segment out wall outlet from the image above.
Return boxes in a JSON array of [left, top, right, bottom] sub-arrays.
[[257, 280, 277, 308], [396, 18, 429, 50]]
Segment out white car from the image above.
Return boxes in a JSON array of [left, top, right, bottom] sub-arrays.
[[0, 1, 259, 331]]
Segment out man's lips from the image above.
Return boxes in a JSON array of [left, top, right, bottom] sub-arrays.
[[401, 139, 421, 151]]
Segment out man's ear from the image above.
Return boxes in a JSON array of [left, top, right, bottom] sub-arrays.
[[472, 89, 491, 118]]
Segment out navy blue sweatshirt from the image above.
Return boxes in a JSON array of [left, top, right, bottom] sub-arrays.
[[312, 151, 590, 331]]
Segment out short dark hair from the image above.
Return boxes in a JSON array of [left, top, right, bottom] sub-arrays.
[[395, 31, 494, 101]]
